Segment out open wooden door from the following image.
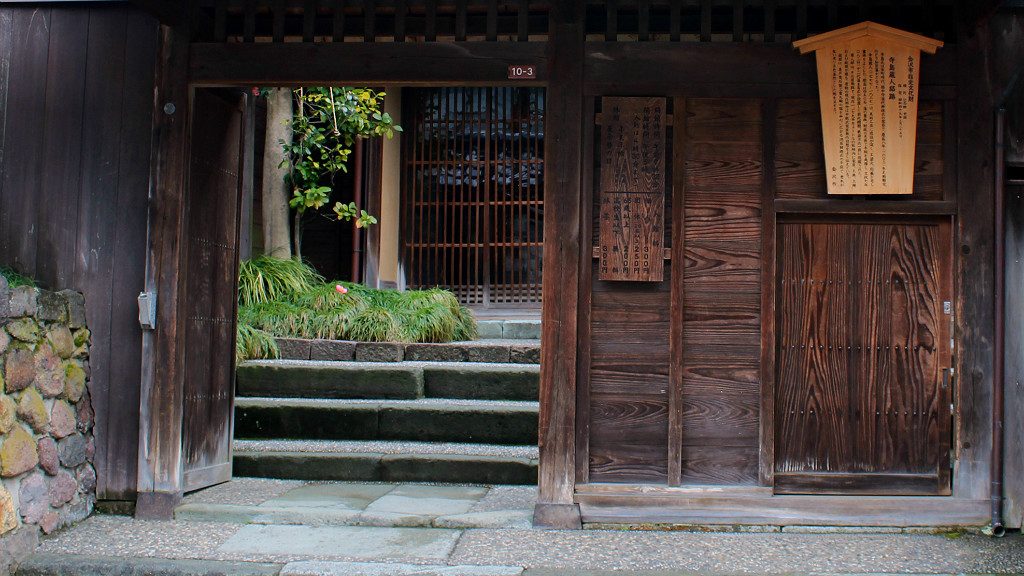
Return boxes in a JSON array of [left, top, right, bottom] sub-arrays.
[[774, 219, 953, 495], [180, 89, 248, 492]]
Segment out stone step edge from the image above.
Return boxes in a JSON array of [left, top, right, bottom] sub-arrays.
[[233, 452, 538, 485], [272, 339, 540, 364], [235, 397, 539, 413], [173, 502, 532, 530]]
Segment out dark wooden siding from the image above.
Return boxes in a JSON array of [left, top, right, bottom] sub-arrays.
[[582, 88, 955, 488], [680, 98, 763, 485], [0, 6, 159, 500]]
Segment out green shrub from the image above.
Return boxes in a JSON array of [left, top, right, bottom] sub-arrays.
[[0, 266, 35, 288], [235, 257, 477, 344], [238, 256, 323, 308], [236, 323, 280, 362]]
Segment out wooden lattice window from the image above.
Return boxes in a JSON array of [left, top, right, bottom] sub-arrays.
[[403, 87, 544, 308]]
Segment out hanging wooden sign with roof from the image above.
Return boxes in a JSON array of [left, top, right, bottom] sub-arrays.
[[793, 22, 943, 195]]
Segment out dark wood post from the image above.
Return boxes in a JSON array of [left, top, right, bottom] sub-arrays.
[[534, 0, 584, 530], [136, 21, 191, 520]]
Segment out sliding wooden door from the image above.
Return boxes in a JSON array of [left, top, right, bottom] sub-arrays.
[[774, 219, 953, 495]]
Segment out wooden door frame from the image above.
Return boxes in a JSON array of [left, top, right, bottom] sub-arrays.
[[136, 24, 558, 520]]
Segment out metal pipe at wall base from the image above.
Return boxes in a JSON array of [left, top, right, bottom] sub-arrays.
[[992, 108, 1006, 538]]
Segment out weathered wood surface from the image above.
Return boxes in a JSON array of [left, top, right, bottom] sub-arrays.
[[535, 0, 583, 528], [1006, 179, 1024, 528], [0, 6, 157, 501], [597, 97, 666, 282], [774, 98, 947, 202], [136, 21, 190, 518], [774, 221, 951, 495], [793, 23, 942, 196], [576, 493, 988, 527], [180, 89, 246, 493], [681, 97, 763, 486], [190, 41, 548, 86]]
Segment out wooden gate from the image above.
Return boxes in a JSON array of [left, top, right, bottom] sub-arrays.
[[403, 87, 545, 308], [774, 219, 953, 495], [180, 89, 248, 492]]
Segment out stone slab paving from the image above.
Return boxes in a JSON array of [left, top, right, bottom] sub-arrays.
[[175, 482, 534, 530], [21, 480, 1024, 575], [220, 525, 461, 561], [27, 514, 1024, 574]]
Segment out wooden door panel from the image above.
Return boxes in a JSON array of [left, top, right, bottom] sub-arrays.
[[775, 221, 951, 495], [181, 89, 246, 492]]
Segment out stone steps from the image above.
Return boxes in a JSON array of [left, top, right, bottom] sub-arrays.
[[236, 361, 539, 401], [232, 359, 540, 485], [233, 441, 537, 485], [234, 398, 538, 445], [274, 338, 540, 364]]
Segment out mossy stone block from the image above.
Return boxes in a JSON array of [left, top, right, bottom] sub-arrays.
[[0, 426, 38, 477], [6, 319, 39, 343], [16, 388, 48, 433], [63, 362, 87, 403], [46, 327, 75, 360]]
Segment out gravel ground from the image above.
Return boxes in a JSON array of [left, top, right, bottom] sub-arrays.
[[35, 515, 1024, 573], [451, 529, 1024, 573], [469, 487, 537, 514], [233, 439, 539, 459]]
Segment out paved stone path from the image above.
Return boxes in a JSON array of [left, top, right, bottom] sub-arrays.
[[16, 479, 1024, 576]]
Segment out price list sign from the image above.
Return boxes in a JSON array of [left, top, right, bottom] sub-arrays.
[[597, 97, 666, 282], [794, 22, 942, 195]]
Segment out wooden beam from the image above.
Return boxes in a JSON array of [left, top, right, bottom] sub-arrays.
[[189, 42, 548, 86], [534, 0, 584, 530], [954, 15, 996, 503], [135, 22, 190, 520], [576, 493, 989, 527], [128, 0, 185, 26], [584, 42, 957, 95]]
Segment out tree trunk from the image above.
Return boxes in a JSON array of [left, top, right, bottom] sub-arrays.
[[261, 88, 294, 259]]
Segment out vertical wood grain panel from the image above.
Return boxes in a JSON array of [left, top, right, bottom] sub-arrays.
[[681, 98, 762, 486], [775, 221, 951, 495]]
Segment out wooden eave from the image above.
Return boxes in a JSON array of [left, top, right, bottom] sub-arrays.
[[793, 21, 944, 55]]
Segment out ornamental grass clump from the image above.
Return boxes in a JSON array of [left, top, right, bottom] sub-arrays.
[[235, 257, 477, 360], [0, 266, 36, 288]]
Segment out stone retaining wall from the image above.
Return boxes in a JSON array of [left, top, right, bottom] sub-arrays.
[[0, 277, 94, 571]]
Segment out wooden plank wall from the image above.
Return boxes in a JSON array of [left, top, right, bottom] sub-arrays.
[[680, 98, 763, 485], [0, 6, 158, 500], [584, 92, 952, 488]]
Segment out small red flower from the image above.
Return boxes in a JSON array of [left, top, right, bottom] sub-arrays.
[[335, 284, 348, 294]]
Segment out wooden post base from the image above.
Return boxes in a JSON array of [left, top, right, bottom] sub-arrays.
[[134, 491, 182, 520], [533, 502, 583, 529]]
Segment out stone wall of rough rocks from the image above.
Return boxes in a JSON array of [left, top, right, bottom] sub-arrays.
[[0, 277, 94, 563]]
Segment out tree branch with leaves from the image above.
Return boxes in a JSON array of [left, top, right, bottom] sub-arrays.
[[278, 87, 401, 259]]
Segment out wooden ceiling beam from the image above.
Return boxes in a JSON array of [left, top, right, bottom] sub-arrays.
[[128, 0, 187, 26]]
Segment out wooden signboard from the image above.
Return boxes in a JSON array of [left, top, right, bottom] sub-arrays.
[[793, 22, 942, 195], [597, 97, 666, 281]]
